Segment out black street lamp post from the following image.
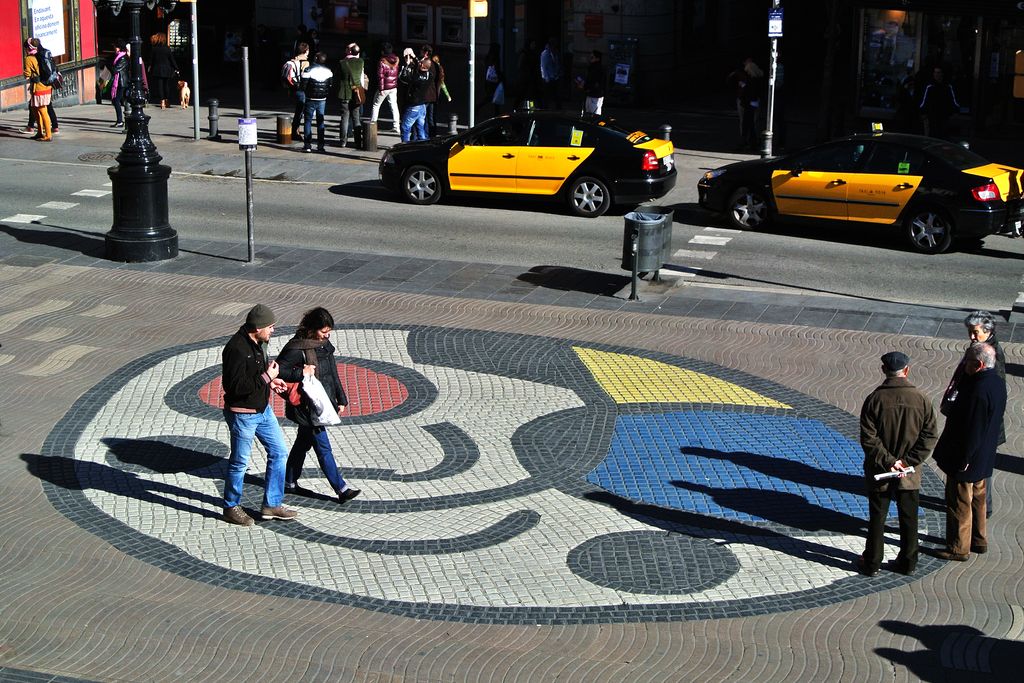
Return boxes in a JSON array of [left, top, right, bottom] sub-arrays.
[[93, 0, 178, 262]]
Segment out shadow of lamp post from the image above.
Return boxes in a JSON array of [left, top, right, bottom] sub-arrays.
[[92, 0, 179, 262]]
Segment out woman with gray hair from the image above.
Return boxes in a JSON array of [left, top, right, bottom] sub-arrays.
[[941, 310, 1005, 516]]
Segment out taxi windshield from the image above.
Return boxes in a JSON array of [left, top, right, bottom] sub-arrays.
[[926, 141, 991, 170]]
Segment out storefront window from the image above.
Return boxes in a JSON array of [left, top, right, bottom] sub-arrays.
[[402, 4, 432, 44], [858, 9, 919, 118], [322, 1, 368, 34]]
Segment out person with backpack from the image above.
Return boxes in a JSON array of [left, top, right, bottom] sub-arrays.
[[282, 42, 310, 142], [299, 52, 333, 153], [23, 38, 59, 138], [23, 38, 54, 142], [370, 42, 401, 133]]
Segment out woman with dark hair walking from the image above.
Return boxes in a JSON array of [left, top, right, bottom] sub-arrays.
[[276, 307, 361, 505], [22, 38, 53, 141], [110, 39, 129, 127], [148, 33, 178, 109]]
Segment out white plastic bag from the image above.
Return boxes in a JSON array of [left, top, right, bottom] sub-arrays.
[[302, 374, 341, 426]]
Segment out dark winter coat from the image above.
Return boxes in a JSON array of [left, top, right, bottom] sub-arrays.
[[221, 326, 273, 413], [933, 368, 1007, 482], [148, 43, 178, 78], [111, 50, 129, 98], [300, 63, 334, 101], [402, 62, 435, 106], [276, 336, 348, 428], [336, 56, 365, 102], [860, 376, 938, 491], [583, 61, 605, 98], [378, 54, 400, 90]]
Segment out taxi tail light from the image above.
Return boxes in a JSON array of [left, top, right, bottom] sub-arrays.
[[970, 183, 1001, 202], [641, 150, 659, 171]]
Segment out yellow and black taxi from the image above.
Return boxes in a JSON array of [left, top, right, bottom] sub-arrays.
[[379, 111, 677, 218], [697, 133, 1023, 253]]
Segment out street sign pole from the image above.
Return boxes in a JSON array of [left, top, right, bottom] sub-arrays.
[[762, 1, 782, 159], [191, 0, 200, 141], [468, 1, 488, 128], [239, 47, 257, 263]]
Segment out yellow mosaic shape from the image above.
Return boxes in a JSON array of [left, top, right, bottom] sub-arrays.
[[573, 347, 790, 408]]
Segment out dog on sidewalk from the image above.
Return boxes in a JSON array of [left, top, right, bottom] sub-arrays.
[[177, 80, 191, 109]]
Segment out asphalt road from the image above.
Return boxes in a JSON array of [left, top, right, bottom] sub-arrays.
[[2, 152, 1021, 314]]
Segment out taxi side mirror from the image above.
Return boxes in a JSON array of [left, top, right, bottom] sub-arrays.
[[791, 168, 803, 177]]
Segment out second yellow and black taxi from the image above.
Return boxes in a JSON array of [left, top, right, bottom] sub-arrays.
[[697, 132, 1023, 253], [379, 111, 677, 218]]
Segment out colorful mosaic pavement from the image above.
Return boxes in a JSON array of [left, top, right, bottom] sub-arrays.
[[38, 324, 947, 625]]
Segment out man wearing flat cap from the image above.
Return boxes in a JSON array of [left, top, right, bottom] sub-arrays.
[[932, 343, 1006, 561], [858, 351, 937, 576], [220, 304, 298, 526]]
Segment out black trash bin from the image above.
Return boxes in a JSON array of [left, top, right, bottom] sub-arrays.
[[636, 204, 674, 265], [621, 210, 666, 273]]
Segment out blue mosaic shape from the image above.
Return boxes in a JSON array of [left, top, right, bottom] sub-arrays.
[[587, 411, 869, 527]]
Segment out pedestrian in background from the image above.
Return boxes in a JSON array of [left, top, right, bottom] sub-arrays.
[[919, 66, 960, 139], [109, 39, 129, 128], [220, 304, 298, 527], [22, 38, 58, 139], [337, 42, 366, 148], [515, 39, 540, 109], [581, 49, 605, 114], [299, 51, 333, 153], [370, 42, 401, 133], [539, 37, 562, 109], [277, 307, 361, 506], [857, 352, 937, 576], [933, 343, 1007, 561], [147, 33, 178, 109], [23, 38, 53, 142], [282, 42, 310, 142], [418, 44, 443, 136], [400, 55, 433, 142], [480, 43, 503, 118], [941, 310, 1006, 517]]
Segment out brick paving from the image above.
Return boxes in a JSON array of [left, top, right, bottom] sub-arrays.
[[0, 106, 1022, 682]]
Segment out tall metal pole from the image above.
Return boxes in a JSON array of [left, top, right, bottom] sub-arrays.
[[242, 47, 255, 263], [469, 14, 476, 128], [761, 0, 780, 159], [191, 0, 200, 141]]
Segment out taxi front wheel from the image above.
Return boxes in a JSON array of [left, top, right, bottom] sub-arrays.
[[727, 187, 769, 230], [567, 176, 611, 218], [904, 206, 953, 254], [402, 165, 443, 206]]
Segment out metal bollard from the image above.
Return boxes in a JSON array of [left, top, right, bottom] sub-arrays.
[[207, 99, 220, 140], [659, 124, 672, 142], [362, 120, 378, 152], [276, 114, 292, 145], [448, 113, 458, 135]]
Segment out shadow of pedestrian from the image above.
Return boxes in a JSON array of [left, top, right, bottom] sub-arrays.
[[670, 479, 865, 533], [875, 619, 1024, 681], [22, 452, 223, 520], [0, 223, 105, 257], [517, 265, 629, 296], [682, 446, 864, 496], [584, 490, 858, 571]]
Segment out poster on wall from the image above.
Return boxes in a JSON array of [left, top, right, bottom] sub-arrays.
[[858, 9, 919, 118], [30, 0, 66, 58]]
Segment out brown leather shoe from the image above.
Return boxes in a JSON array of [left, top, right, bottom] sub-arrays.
[[935, 549, 969, 561], [223, 505, 254, 527], [970, 545, 988, 555], [260, 505, 298, 520]]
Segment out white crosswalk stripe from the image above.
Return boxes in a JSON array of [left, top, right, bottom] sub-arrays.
[[689, 234, 732, 246], [71, 189, 111, 197], [672, 249, 718, 260], [1, 214, 47, 223], [37, 201, 79, 210]]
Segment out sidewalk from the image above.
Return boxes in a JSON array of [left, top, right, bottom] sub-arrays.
[[0, 99, 1022, 683]]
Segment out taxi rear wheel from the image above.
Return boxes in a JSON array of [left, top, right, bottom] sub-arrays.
[[726, 187, 770, 230], [904, 206, 953, 254], [402, 165, 443, 206], [567, 176, 611, 218]]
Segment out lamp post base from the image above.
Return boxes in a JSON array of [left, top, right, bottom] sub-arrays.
[[104, 163, 178, 262]]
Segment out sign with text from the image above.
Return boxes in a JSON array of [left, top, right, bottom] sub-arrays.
[[238, 118, 258, 150], [768, 8, 783, 38], [30, 0, 66, 58]]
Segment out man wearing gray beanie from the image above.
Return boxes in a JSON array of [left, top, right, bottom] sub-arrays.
[[220, 304, 298, 526]]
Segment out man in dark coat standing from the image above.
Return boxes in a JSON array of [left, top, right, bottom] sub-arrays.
[[933, 343, 1007, 561], [858, 352, 938, 576]]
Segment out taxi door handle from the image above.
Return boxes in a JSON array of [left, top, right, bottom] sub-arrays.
[[895, 182, 914, 190], [829, 179, 847, 186], [567, 155, 580, 161], [502, 153, 515, 159]]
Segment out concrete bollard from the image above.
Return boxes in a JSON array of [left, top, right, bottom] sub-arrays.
[[207, 99, 220, 140], [277, 115, 292, 145], [362, 120, 378, 152], [659, 124, 672, 142], [448, 113, 458, 135]]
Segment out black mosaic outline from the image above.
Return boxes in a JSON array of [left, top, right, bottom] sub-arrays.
[[38, 323, 946, 625]]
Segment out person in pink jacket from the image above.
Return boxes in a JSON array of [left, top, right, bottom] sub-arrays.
[[370, 42, 401, 132]]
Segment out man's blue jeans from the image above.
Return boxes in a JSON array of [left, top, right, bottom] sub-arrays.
[[286, 425, 347, 494], [304, 98, 327, 147], [223, 405, 288, 509], [401, 104, 427, 142]]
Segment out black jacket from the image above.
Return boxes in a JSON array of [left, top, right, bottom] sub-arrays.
[[583, 62, 605, 98], [221, 326, 273, 412], [933, 368, 1007, 482], [401, 63, 435, 105], [148, 44, 178, 78], [276, 336, 348, 427], [300, 63, 334, 101]]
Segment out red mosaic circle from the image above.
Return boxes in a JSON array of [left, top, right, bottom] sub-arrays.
[[198, 363, 409, 418]]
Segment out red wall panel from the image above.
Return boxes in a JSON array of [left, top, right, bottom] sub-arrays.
[[0, 3, 23, 80], [79, 0, 96, 60]]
